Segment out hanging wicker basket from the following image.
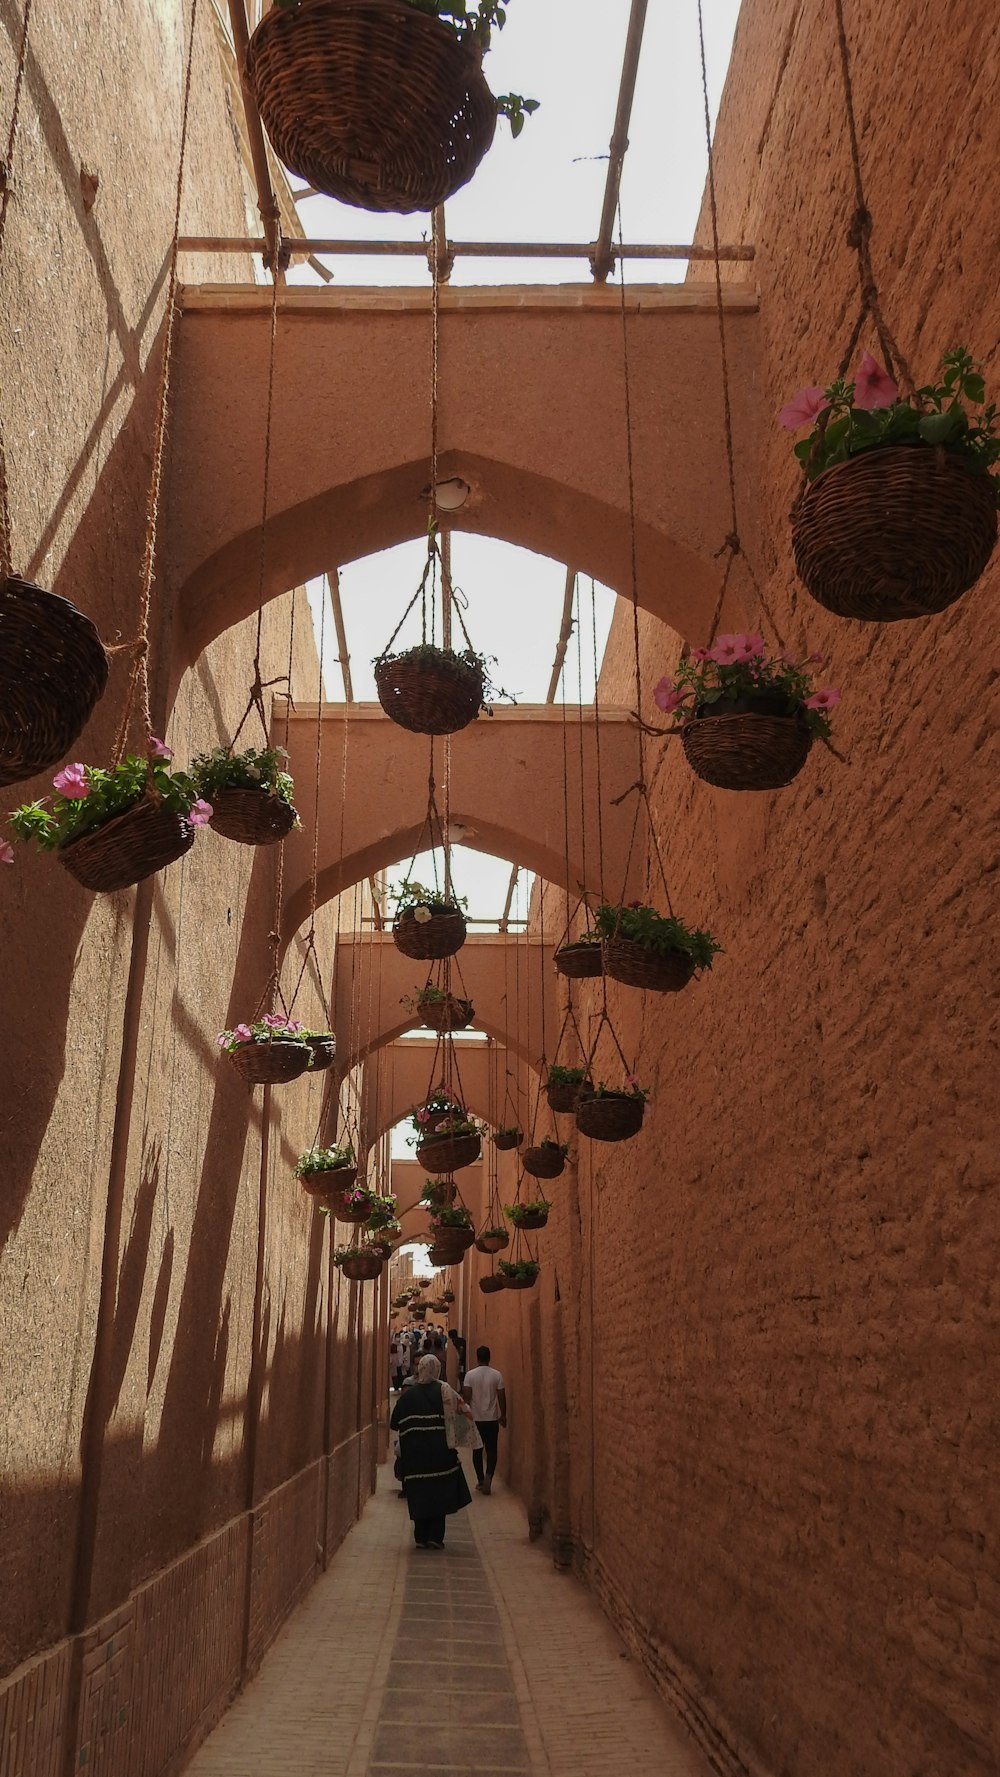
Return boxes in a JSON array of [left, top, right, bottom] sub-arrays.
[[375, 649, 484, 735], [208, 787, 297, 845], [554, 942, 603, 979], [493, 1130, 522, 1152], [681, 705, 812, 792], [419, 995, 474, 1033], [503, 1273, 538, 1291], [230, 1037, 312, 1086], [428, 1224, 476, 1254], [416, 1131, 481, 1172], [300, 1163, 358, 1201], [427, 1240, 468, 1267], [522, 1145, 565, 1181], [479, 1274, 506, 1295], [59, 797, 195, 893], [0, 576, 109, 789], [306, 1034, 336, 1071], [245, 0, 497, 215], [366, 1232, 395, 1259], [393, 904, 467, 959], [546, 1077, 591, 1114], [509, 1207, 549, 1231], [476, 1229, 509, 1254], [603, 936, 694, 995], [576, 1092, 645, 1143], [792, 446, 998, 621], [422, 1179, 458, 1207], [340, 1250, 383, 1282]]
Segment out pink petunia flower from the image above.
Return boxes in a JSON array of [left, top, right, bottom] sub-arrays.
[[804, 687, 841, 711], [778, 386, 829, 430], [262, 1012, 287, 1030], [286, 1018, 303, 1033], [709, 635, 743, 665], [188, 798, 213, 825], [149, 736, 173, 760], [625, 1073, 640, 1088], [0, 839, 13, 865], [853, 352, 898, 410], [216, 1032, 229, 1047], [653, 680, 689, 716], [233, 1023, 253, 1043], [691, 646, 712, 662], [53, 763, 90, 798], [736, 632, 767, 660]]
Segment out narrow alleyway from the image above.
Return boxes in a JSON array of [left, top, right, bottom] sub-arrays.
[[186, 1463, 709, 1777]]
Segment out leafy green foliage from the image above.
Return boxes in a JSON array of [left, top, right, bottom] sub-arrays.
[[504, 1198, 551, 1223], [430, 1204, 474, 1228], [295, 1143, 355, 1176], [498, 1258, 540, 1280], [190, 744, 298, 814], [10, 755, 199, 852], [667, 644, 837, 739], [547, 1064, 589, 1085], [536, 1138, 568, 1156], [595, 902, 721, 971], [391, 878, 469, 913]]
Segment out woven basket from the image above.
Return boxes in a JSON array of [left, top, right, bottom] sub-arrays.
[[554, 942, 603, 979], [522, 1145, 566, 1181], [419, 995, 474, 1033], [340, 1251, 383, 1282], [792, 446, 998, 621], [493, 1130, 522, 1152], [546, 1078, 590, 1114], [416, 1131, 481, 1172], [682, 709, 811, 792], [245, 0, 496, 214], [366, 1233, 395, 1259], [0, 576, 109, 788], [427, 1241, 468, 1267], [59, 798, 195, 892], [603, 936, 694, 995], [393, 904, 467, 959], [509, 1208, 548, 1231], [479, 1274, 506, 1295], [428, 1224, 476, 1254], [300, 1163, 358, 1202], [476, 1230, 509, 1254], [229, 1038, 311, 1086], [502, 1273, 538, 1291], [306, 1034, 336, 1071], [576, 1093, 645, 1143], [422, 1180, 458, 1207], [208, 787, 297, 845], [375, 649, 484, 735]]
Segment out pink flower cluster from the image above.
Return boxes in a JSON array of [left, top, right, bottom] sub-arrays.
[[53, 762, 89, 798], [779, 352, 899, 429]]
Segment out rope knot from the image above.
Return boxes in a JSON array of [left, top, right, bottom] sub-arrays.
[[714, 530, 741, 560], [847, 205, 871, 251]]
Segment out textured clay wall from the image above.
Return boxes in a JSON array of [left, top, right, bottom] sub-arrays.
[[0, 1, 380, 1771], [480, 5, 1000, 1776]]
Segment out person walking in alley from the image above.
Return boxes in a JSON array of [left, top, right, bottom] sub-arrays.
[[463, 1346, 506, 1495], [390, 1354, 473, 1548], [448, 1326, 467, 1387]]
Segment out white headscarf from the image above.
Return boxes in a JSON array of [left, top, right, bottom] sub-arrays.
[[416, 1354, 441, 1382]]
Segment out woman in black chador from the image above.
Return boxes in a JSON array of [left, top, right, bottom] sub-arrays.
[[390, 1353, 474, 1548]]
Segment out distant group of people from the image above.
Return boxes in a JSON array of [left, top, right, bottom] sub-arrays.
[[390, 1335, 507, 1547]]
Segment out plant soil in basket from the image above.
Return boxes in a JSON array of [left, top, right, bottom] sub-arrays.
[[0, 577, 109, 789], [416, 1131, 482, 1172], [554, 941, 603, 979], [479, 1274, 506, 1295], [300, 1165, 358, 1201], [375, 648, 484, 735], [59, 797, 195, 893], [476, 1230, 509, 1254], [420, 995, 474, 1034], [522, 1145, 566, 1180], [792, 446, 998, 621], [340, 1251, 383, 1282], [576, 1093, 645, 1143], [229, 1038, 311, 1086], [546, 1078, 591, 1114], [393, 904, 467, 959], [208, 787, 297, 845], [603, 936, 694, 995], [682, 703, 812, 792], [306, 1034, 337, 1071], [245, 0, 497, 215]]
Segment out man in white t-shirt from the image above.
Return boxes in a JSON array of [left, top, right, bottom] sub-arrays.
[[462, 1346, 506, 1495]]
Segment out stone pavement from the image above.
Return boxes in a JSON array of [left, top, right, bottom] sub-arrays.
[[186, 1460, 710, 1777]]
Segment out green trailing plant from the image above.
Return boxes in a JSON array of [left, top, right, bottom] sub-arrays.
[[217, 1014, 309, 1054], [586, 1078, 650, 1102], [430, 1204, 474, 1228], [366, 1193, 399, 1228], [653, 637, 840, 738], [378, 0, 538, 136], [504, 1198, 551, 1225], [561, 929, 601, 947], [480, 1223, 508, 1240], [781, 347, 1000, 500], [495, 1124, 522, 1139], [535, 1138, 568, 1156], [375, 641, 512, 712], [331, 1243, 378, 1266], [190, 743, 298, 814], [9, 751, 209, 852], [547, 1064, 589, 1086], [498, 1258, 540, 1281], [595, 902, 721, 972], [392, 878, 468, 914], [294, 1142, 356, 1176], [421, 1178, 456, 1204]]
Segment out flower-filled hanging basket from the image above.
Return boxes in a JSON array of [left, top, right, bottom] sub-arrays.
[[681, 705, 812, 793], [602, 936, 693, 995], [422, 1178, 458, 1208], [338, 1249, 383, 1282], [499, 1261, 539, 1291], [375, 647, 485, 735], [476, 1227, 509, 1254], [479, 1274, 506, 1295], [596, 905, 720, 997], [230, 1037, 311, 1086], [207, 788, 297, 845], [299, 1163, 359, 1200], [793, 445, 997, 622], [416, 1129, 482, 1172], [428, 1239, 469, 1267], [576, 1091, 645, 1143], [59, 797, 195, 892], [506, 1202, 549, 1231], [419, 993, 474, 1034], [654, 639, 836, 794], [393, 901, 467, 960], [428, 1218, 476, 1255], [0, 577, 109, 789], [366, 1230, 396, 1259], [493, 1128, 522, 1152], [554, 939, 603, 979], [522, 1142, 566, 1181], [244, 0, 498, 215], [306, 1033, 337, 1071], [545, 1071, 591, 1114]]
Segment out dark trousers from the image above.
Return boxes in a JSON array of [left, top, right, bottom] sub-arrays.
[[414, 1515, 446, 1546], [473, 1421, 500, 1484]]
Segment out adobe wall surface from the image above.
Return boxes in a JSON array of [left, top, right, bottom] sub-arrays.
[[0, 0, 381, 1767], [480, 5, 1000, 1776]]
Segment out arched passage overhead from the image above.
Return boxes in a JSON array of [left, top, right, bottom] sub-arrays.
[[278, 703, 645, 942], [168, 282, 761, 666]]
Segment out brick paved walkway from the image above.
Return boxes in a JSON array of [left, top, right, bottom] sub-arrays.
[[186, 1461, 709, 1777]]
